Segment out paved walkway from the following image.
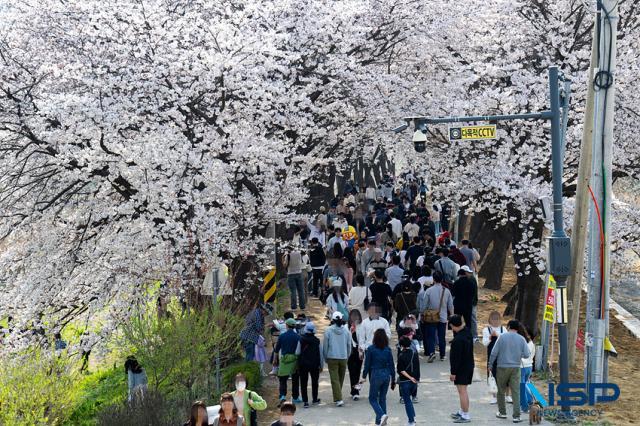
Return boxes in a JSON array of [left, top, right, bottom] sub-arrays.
[[294, 330, 549, 425]]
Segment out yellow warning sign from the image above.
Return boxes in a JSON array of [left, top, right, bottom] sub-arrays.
[[263, 267, 277, 303], [543, 275, 556, 323], [449, 125, 497, 141]]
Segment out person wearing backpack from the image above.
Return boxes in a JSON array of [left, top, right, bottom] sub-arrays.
[[397, 336, 421, 426], [419, 271, 453, 362], [298, 322, 322, 408], [393, 280, 417, 334], [231, 373, 267, 426]]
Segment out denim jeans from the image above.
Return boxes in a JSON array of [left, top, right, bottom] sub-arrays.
[[243, 340, 255, 362], [423, 322, 447, 358], [399, 381, 417, 423], [368, 373, 389, 425], [287, 273, 305, 309], [520, 366, 533, 412]]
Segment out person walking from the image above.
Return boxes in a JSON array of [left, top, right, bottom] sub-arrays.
[[326, 277, 349, 319], [369, 270, 393, 322], [393, 280, 417, 333], [385, 255, 404, 293], [274, 318, 302, 404], [434, 248, 459, 286], [489, 320, 531, 423], [240, 303, 271, 362], [449, 314, 474, 424], [309, 238, 326, 298], [360, 329, 396, 426], [124, 356, 148, 403], [347, 309, 364, 401], [322, 311, 351, 407], [283, 247, 305, 311], [212, 393, 245, 426], [397, 336, 420, 426], [357, 302, 392, 352], [518, 325, 536, 414], [482, 311, 507, 404], [231, 373, 267, 426], [299, 322, 322, 408], [451, 266, 477, 334], [419, 271, 453, 362], [348, 274, 369, 320]]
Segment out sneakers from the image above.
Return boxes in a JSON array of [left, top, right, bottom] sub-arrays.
[[496, 412, 508, 419], [312, 399, 321, 405], [303, 402, 310, 409], [292, 397, 303, 403], [440, 356, 447, 361], [335, 400, 344, 407], [412, 396, 419, 403], [451, 412, 462, 419], [513, 417, 522, 423], [506, 395, 513, 403], [427, 353, 436, 363], [407, 422, 416, 426], [490, 397, 497, 404], [454, 417, 471, 423], [380, 414, 389, 426]]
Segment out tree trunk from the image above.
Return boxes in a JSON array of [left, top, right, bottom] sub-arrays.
[[480, 240, 510, 290], [507, 207, 546, 337], [469, 211, 494, 259], [502, 284, 518, 317]]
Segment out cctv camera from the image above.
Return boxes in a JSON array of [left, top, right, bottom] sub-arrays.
[[413, 129, 427, 153]]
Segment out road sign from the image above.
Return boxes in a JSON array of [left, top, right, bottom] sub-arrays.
[[449, 124, 497, 141], [262, 267, 277, 303]]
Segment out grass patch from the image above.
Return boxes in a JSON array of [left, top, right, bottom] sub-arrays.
[[66, 368, 127, 425]]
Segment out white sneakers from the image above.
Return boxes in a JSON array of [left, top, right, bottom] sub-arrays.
[[352, 395, 359, 401], [380, 414, 389, 426], [506, 395, 513, 403], [490, 396, 498, 404], [335, 400, 344, 407]]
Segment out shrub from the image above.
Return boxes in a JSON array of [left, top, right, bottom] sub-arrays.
[[121, 300, 244, 400], [0, 348, 78, 425], [66, 367, 127, 425], [96, 390, 187, 426]]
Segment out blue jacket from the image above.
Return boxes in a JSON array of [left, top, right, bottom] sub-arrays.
[[275, 329, 301, 356], [362, 346, 395, 382]]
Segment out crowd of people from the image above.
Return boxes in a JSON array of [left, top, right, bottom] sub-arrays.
[[232, 174, 539, 425]]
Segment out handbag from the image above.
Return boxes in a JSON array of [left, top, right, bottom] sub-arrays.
[[487, 370, 498, 394], [422, 287, 445, 324]]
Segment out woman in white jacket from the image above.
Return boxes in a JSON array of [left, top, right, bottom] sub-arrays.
[[348, 274, 369, 320]]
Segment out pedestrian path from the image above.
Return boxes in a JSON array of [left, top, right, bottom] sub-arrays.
[[294, 333, 550, 425]]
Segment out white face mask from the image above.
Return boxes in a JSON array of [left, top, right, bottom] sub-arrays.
[[236, 381, 246, 391]]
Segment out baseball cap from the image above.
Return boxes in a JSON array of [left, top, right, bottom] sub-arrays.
[[285, 318, 297, 327], [304, 322, 316, 334], [331, 311, 343, 321], [460, 265, 473, 273]]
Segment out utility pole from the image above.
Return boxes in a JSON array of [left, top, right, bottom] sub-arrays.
[[585, 0, 618, 388], [567, 24, 598, 368], [212, 266, 221, 395]]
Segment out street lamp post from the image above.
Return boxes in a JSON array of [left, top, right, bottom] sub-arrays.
[[395, 66, 572, 418]]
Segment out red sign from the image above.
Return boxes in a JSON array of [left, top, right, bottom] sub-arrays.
[[545, 287, 555, 307]]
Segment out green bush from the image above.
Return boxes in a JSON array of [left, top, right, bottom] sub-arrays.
[[66, 367, 127, 425], [0, 348, 78, 425], [96, 390, 187, 426], [221, 361, 262, 395], [121, 300, 244, 400]]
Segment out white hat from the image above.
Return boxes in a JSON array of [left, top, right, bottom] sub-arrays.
[[331, 311, 343, 320], [460, 265, 473, 273], [331, 277, 343, 287]]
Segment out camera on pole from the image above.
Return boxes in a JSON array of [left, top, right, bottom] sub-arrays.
[[413, 121, 427, 153]]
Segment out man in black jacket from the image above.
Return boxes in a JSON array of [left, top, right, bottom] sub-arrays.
[[449, 314, 474, 423], [308, 238, 326, 298], [397, 336, 420, 425], [451, 266, 477, 332], [298, 322, 322, 408]]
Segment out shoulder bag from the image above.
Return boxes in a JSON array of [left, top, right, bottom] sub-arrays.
[[422, 287, 445, 324]]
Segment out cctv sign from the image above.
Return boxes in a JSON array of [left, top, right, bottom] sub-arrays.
[[449, 125, 497, 141]]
